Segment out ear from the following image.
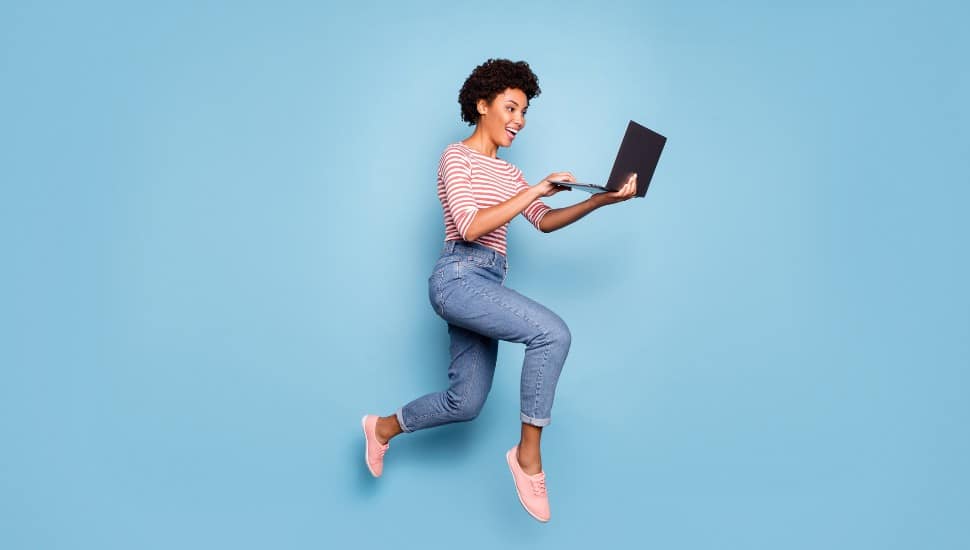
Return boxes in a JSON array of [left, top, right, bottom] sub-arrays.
[[477, 98, 488, 117]]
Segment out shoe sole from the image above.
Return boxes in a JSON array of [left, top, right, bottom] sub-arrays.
[[506, 449, 549, 523], [362, 415, 379, 477]]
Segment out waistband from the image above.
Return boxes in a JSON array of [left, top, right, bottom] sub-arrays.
[[442, 239, 506, 264]]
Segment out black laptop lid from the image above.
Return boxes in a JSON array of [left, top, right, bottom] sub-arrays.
[[607, 120, 667, 197]]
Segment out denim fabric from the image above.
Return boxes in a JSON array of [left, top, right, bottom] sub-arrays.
[[395, 240, 571, 432]]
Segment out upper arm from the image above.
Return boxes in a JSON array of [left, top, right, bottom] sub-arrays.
[[440, 149, 479, 239]]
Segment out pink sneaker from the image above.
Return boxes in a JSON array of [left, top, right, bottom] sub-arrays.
[[361, 414, 389, 477], [506, 445, 550, 522]]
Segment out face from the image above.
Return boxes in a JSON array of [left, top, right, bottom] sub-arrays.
[[477, 87, 528, 147]]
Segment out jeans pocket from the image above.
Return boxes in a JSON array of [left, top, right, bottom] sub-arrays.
[[463, 254, 492, 268], [458, 255, 493, 281]]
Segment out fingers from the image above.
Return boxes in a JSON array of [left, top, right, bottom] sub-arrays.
[[548, 172, 575, 183], [609, 173, 636, 202]]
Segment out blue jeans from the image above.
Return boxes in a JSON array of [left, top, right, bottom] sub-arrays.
[[395, 239, 572, 432]]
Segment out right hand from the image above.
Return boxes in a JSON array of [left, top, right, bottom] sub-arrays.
[[533, 172, 575, 198]]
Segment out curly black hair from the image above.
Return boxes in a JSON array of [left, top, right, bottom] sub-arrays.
[[458, 58, 541, 126]]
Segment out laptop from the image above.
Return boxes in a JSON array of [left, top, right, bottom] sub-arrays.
[[550, 120, 667, 197]]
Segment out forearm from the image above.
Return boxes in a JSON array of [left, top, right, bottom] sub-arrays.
[[464, 187, 543, 242], [539, 194, 610, 233]]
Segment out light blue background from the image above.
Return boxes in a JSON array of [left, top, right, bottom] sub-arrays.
[[2, 1, 968, 548]]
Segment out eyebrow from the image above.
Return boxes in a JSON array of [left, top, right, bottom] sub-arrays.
[[505, 99, 528, 109]]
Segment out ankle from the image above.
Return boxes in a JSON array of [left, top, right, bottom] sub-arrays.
[[516, 446, 543, 474], [376, 416, 401, 443], [517, 455, 543, 475]]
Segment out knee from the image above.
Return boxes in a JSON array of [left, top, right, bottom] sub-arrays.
[[543, 317, 571, 351], [445, 389, 486, 422]]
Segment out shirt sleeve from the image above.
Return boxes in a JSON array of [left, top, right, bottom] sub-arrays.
[[439, 148, 480, 240], [516, 169, 552, 232]]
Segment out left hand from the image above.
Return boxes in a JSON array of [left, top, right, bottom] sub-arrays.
[[597, 173, 637, 205]]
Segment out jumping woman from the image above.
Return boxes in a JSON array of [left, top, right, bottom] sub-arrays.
[[361, 58, 637, 523]]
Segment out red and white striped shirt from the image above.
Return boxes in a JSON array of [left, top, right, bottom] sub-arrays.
[[437, 142, 551, 256]]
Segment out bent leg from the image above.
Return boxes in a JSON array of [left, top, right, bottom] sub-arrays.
[[396, 323, 498, 432], [440, 277, 571, 427]]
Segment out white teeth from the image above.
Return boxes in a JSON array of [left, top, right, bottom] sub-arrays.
[[507, 128, 518, 135]]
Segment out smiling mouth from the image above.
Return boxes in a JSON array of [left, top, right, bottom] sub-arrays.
[[506, 127, 519, 140]]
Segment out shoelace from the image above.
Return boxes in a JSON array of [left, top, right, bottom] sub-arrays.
[[375, 443, 388, 458], [530, 473, 546, 496]]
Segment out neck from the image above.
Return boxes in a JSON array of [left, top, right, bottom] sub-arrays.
[[462, 127, 499, 158]]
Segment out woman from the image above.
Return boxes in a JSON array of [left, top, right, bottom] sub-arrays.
[[361, 58, 636, 523]]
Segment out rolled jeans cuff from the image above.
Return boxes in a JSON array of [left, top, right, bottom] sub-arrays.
[[520, 412, 551, 427], [395, 407, 413, 433]]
